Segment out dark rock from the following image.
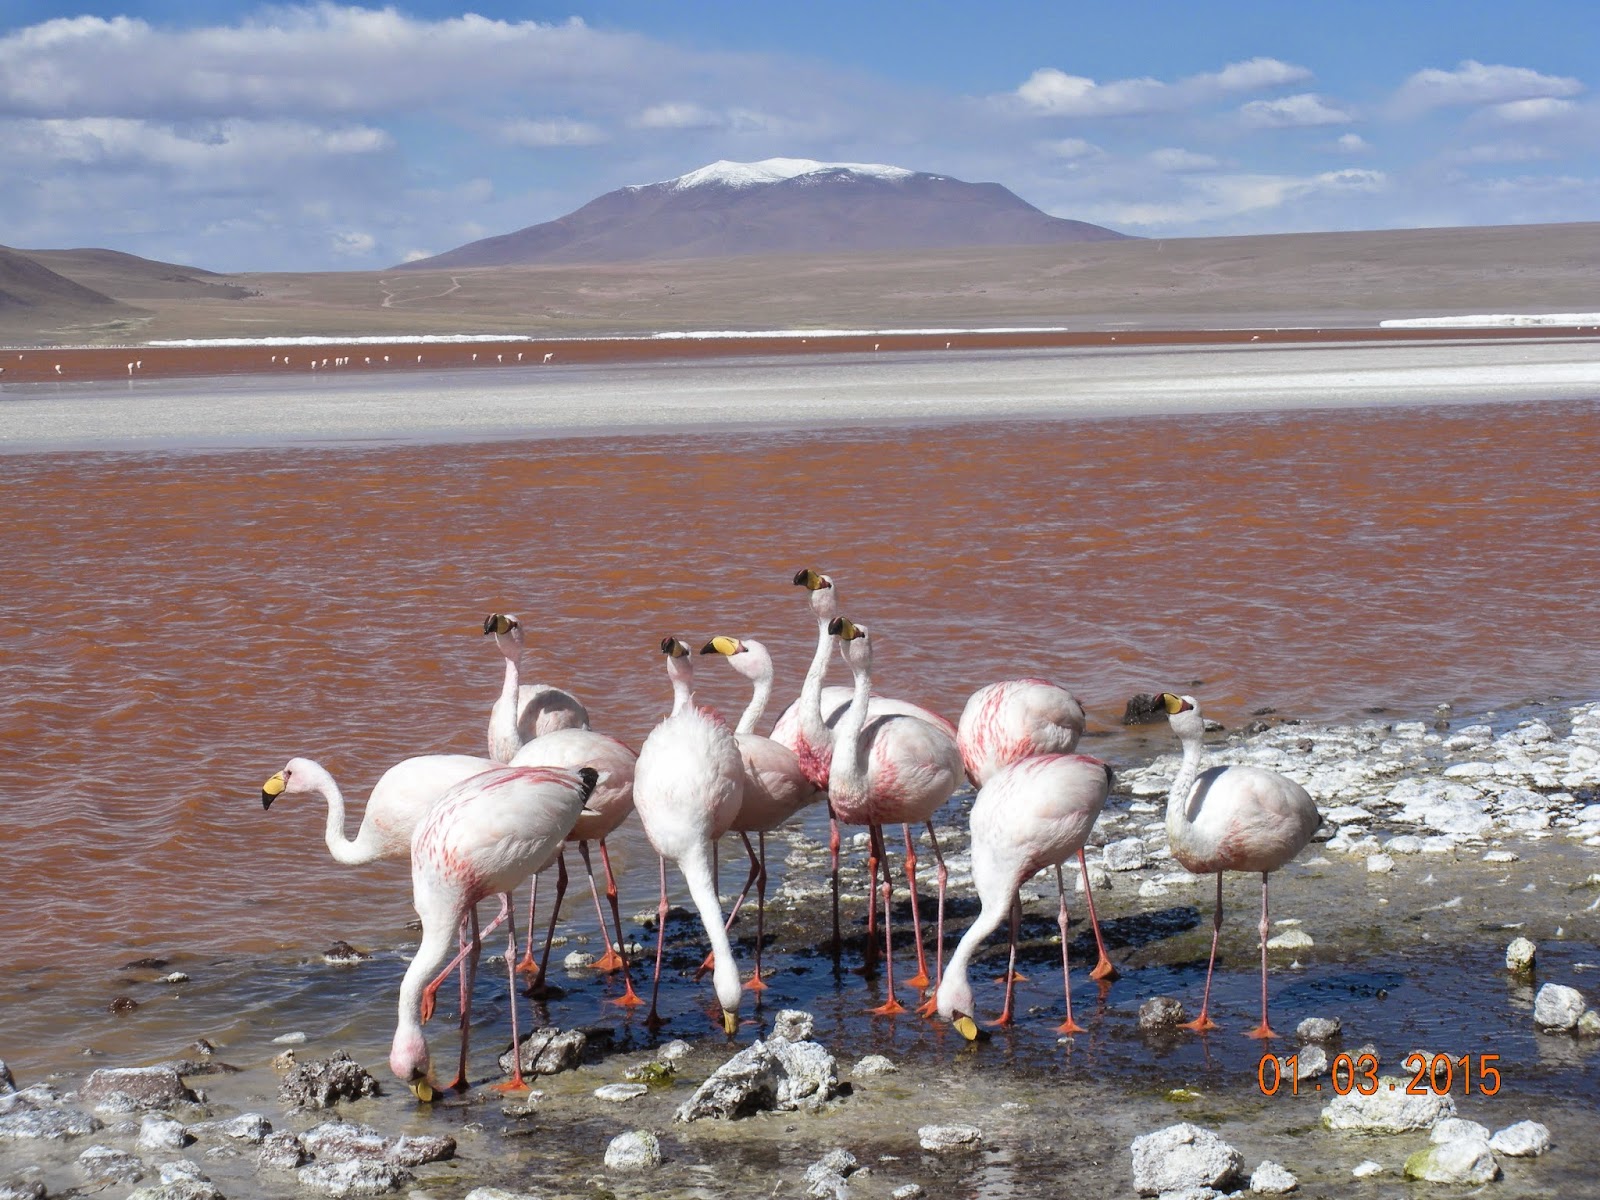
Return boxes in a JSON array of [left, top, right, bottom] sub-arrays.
[[1122, 694, 1166, 725], [0, 1062, 14, 1094], [123, 958, 170, 970], [322, 942, 371, 966], [278, 1052, 380, 1111], [1137, 997, 1186, 1031], [109, 997, 139, 1014], [82, 1067, 198, 1113], [497, 1027, 587, 1078]]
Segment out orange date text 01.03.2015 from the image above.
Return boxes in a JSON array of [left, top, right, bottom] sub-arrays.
[[1258, 1052, 1503, 1097]]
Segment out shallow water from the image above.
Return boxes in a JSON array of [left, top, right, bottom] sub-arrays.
[[2, 356, 1599, 1134]]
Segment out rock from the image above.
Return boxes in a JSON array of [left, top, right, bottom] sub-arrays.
[[624, 1060, 675, 1084], [804, 1148, 859, 1199], [918, 1124, 982, 1152], [386, 1134, 456, 1167], [277, 1052, 380, 1110], [1123, 693, 1166, 724], [852, 1054, 897, 1077], [562, 951, 595, 969], [127, 1181, 224, 1200], [1249, 1160, 1298, 1193], [892, 1188, 924, 1200], [0, 1182, 45, 1200], [594, 1083, 648, 1103], [159, 1161, 209, 1183], [1321, 1077, 1455, 1132], [1489, 1120, 1551, 1157], [296, 1159, 412, 1197], [1534, 983, 1586, 1030], [0, 1063, 15, 1094], [1286, 1045, 1328, 1080], [1365, 853, 1395, 874], [1130, 1123, 1243, 1196], [1296, 1016, 1341, 1042], [1578, 1010, 1600, 1036], [1403, 1139, 1499, 1184], [498, 1027, 588, 1077], [772, 1009, 815, 1042], [1430, 1117, 1490, 1144], [1138, 880, 1170, 898], [1505, 937, 1537, 972], [0, 1104, 103, 1142], [138, 1113, 194, 1150], [271, 1032, 308, 1045], [1484, 850, 1520, 863], [217, 1113, 272, 1142], [658, 1040, 693, 1066], [255, 1132, 308, 1171], [1103, 837, 1149, 871], [674, 1037, 838, 1122], [77, 1144, 147, 1184], [464, 1190, 540, 1200], [1350, 1160, 1382, 1178], [1138, 997, 1187, 1031], [603, 1130, 661, 1171], [1265, 929, 1313, 951], [322, 942, 370, 965], [809, 1148, 858, 1177], [301, 1122, 453, 1167], [81, 1067, 198, 1113]]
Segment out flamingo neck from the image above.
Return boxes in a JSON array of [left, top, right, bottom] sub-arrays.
[[829, 653, 874, 793], [737, 669, 771, 737], [668, 673, 695, 718], [307, 765, 378, 865], [488, 655, 523, 762], [391, 916, 456, 1083], [1164, 731, 1205, 839], [796, 614, 833, 749], [936, 889, 1011, 1019]]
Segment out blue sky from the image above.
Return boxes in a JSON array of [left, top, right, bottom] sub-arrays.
[[3, 2, 1596, 272]]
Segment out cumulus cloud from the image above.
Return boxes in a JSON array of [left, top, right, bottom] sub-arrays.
[[1084, 166, 1386, 229], [1042, 136, 1102, 159], [1333, 133, 1371, 153], [1487, 96, 1579, 123], [1449, 142, 1554, 164], [1393, 60, 1583, 113], [499, 117, 609, 147], [332, 230, 376, 256], [1239, 93, 1352, 128], [1013, 56, 1310, 117]]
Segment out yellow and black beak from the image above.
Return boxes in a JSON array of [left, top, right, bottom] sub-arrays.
[[701, 635, 740, 656], [261, 771, 286, 811], [661, 637, 690, 658], [1160, 692, 1191, 715], [793, 568, 830, 591], [827, 616, 862, 640], [483, 613, 515, 636], [409, 1078, 435, 1102], [952, 1011, 979, 1042], [722, 1009, 740, 1036]]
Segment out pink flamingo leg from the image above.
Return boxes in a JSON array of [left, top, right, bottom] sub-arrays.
[[527, 851, 569, 998], [598, 840, 632, 974], [1245, 872, 1278, 1040], [646, 855, 670, 1030], [995, 896, 1021, 1026], [1079, 848, 1118, 981], [901, 824, 931, 990], [423, 902, 512, 1023], [443, 905, 481, 1091], [580, 841, 642, 1008], [828, 802, 843, 971], [869, 823, 906, 1015], [1055, 864, 1085, 1034], [1182, 873, 1223, 1033], [749, 831, 769, 994], [516, 872, 540, 974], [493, 895, 531, 1092]]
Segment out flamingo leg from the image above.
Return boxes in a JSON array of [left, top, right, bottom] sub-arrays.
[[1055, 865, 1085, 1034], [443, 905, 482, 1092], [423, 901, 510, 1023], [915, 824, 950, 1019], [581, 841, 643, 1008], [749, 831, 769, 995], [583, 841, 626, 972], [869, 823, 906, 1015], [857, 825, 881, 977], [1181, 873, 1223, 1033], [646, 855, 669, 1031], [598, 840, 632, 975], [527, 851, 568, 998], [515, 872, 540, 974], [828, 802, 842, 973], [1245, 872, 1278, 1040], [1079, 847, 1119, 981], [494, 894, 530, 1093], [995, 895, 1021, 1026], [901, 824, 931, 990]]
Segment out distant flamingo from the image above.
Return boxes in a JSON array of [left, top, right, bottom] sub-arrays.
[[483, 613, 589, 761], [1158, 693, 1322, 1037], [826, 617, 962, 1013], [934, 753, 1112, 1038], [957, 679, 1117, 981], [390, 764, 596, 1098], [632, 637, 745, 1033], [699, 635, 824, 990]]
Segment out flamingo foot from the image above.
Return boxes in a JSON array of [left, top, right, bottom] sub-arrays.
[[491, 1078, 530, 1095], [1089, 956, 1119, 982], [914, 995, 940, 1019], [1244, 1022, 1279, 1040], [987, 1014, 1015, 1029], [693, 951, 715, 980], [514, 954, 540, 977], [419, 991, 437, 1025], [645, 1010, 668, 1032], [1181, 1014, 1218, 1033], [593, 949, 626, 972], [608, 983, 647, 1009], [1056, 1016, 1086, 1035], [742, 973, 769, 992], [870, 997, 908, 1016], [903, 970, 930, 990], [442, 1071, 469, 1093], [993, 971, 1027, 985]]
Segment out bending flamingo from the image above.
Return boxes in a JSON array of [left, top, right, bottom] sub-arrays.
[[934, 753, 1113, 1038], [1158, 693, 1322, 1038], [700, 635, 825, 991], [483, 612, 589, 762], [957, 679, 1117, 981], [632, 637, 746, 1034], [390, 763, 597, 1099], [826, 617, 963, 1014]]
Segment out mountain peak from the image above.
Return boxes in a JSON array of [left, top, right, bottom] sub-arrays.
[[651, 158, 918, 191]]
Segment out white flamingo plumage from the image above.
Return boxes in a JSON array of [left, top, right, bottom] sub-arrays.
[[826, 617, 963, 1014], [956, 679, 1117, 981], [507, 727, 643, 1007], [631, 637, 746, 1034], [1159, 693, 1322, 1038], [483, 613, 590, 761], [699, 635, 825, 990], [389, 763, 596, 1099], [934, 753, 1113, 1038]]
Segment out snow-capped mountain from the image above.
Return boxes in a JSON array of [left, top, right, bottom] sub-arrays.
[[398, 158, 1127, 269]]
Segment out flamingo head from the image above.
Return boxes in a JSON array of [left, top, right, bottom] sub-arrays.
[[710, 958, 742, 1037], [700, 635, 772, 686], [483, 612, 525, 662], [827, 616, 872, 672], [1159, 692, 1205, 740], [660, 635, 695, 689], [934, 968, 980, 1041], [260, 756, 324, 810], [389, 1026, 436, 1101], [793, 568, 838, 622]]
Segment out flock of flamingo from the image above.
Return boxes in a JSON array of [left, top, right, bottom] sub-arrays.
[[260, 569, 1322, 1099]]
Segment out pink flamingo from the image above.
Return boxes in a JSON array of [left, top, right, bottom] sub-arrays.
[[825, 617, 962, 1014], [934, 753, 1112, 1038], [1159, 693, 1322, 1038], [390, 763, 596, 1098], [483, 613, 590, 761], [957, 679, 1117, 981]]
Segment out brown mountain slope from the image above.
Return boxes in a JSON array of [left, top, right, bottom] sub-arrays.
[[21, 247, 256, 302]]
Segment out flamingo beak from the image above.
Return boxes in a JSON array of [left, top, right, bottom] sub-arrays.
[[261, 772, 286, 810], [409, 1078, 435, 1102], [953, 1012, 979, 1042], [701, 636, 740, 656], [1160, 692, 1188, 714], [722, 1010, 739, 1036], [483, 613, 515, 636], [793, 568, 830, 591]]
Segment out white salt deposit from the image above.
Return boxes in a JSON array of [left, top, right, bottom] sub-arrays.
[[1380, 312, 1600, 328]]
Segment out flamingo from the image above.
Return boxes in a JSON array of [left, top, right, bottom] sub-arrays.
[[957, 679, 1117, 981], [631, 637, 745, 1034], [483, 613, 590, 762], [1158, 693, 1322, 1038], [699, 635, 825, 991], [826, 617, 963, 1014], [507, 727, 642, 1006], [934, 753, 1113, 1038], [772, 569, 957, 978], [390, 764, 596, 1099]]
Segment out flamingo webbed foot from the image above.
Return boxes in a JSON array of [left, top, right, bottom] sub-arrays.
[[1244, 1022, 1279, 1040], [1056, 1017, 1086, 1035], [1089, 956, 1119, 982], [870, 998, 908, 1016], [1180, 1014, 1218, 1033], [594, 949, 627, 972], [903, 970, 930, 990]]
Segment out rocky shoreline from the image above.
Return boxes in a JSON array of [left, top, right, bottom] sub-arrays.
[[3, 696, 1598, 1199]]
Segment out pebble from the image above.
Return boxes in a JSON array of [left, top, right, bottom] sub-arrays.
[[603, 1130, 661, 1171], [1505, 936, 1537, 972], [1351, 1160, 1383, 1178], [1130, 1123, 1243, 1195], [1403, 1138, 1499, 1184], [1137, 997, 1187, 1031], [1484, 849, 1520, 863], [81, 1068, 198, 1113], [271, 1032, 307, 1045], [1296, 1016, 1341, 1042], [1430, 1117, 1490, 1144], [1489, 1120, 1552, 1157], [465, 1189, 541, 1200], [1533, 982, 1587, 1030], [562, 950, 595, 969], [1265, 929, 1313, 951], [1103, 837, 1149, 871], [137, 1114, 193, 1150], [1321, 1076, 1455, 1132], [918, 1124, 982, 1153], [891, 1187, 924, 1200], [1365, 853, 1395, 874], [773, 1009, 815, 1042], [593, 1083, 648, 1103], [852, 1054, 898, 1077], [296, 1158, 412, 1196], [1248, 1160, 1298, 1194]]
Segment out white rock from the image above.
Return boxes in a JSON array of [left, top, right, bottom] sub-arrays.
[[1321, 1077, 1455, 1132], [562, 951, 595, 969], [603, 1131, 661, 1171], [852, 1055, 897, 1077], [271, 1032, 307, 1045], [1534, 982, 1586, 1030], [1384, 835, 1424, 854], [137, 1114, 193, 1151], [1249, 1160, 1298, 1194], [1505, 937, 1537, 972], [1490, 1120, 1551, 1157], [1139, 880, 1171, 899], [1130, 1123, 1243, 1196], [918, 1124, 982, 1152], [1104, 838, 1150, 872], [1266, 929, 1313, 951], [1403, 1139, 1499, 1184], [1430, 1118, 1490, 1144], [1366, 853, 1395, 874], [1296, 1016, 1341, 1042], [593, 1083, 648, 1103], [1351, 1160, 1383, 1178], [1484, 850, 1520, 863]]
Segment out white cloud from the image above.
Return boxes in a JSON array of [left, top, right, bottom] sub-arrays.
[[1239, 93, 1352, 128], [1449, 142, 1555, 164], [1147, 148, 1221, 172], [1394, 60, 1583, 113], [1013, 56, 1310, 117], [1488, 97, 1579, 123], [499, 118, 609, 147], [3, 116, 391, 172], [633, 101, 721, 130], [1042, 137, 1101, 160], [1333, 133, 1370, 153], [1083, 166, 1386, 229], [332, 230, 376, 256]]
